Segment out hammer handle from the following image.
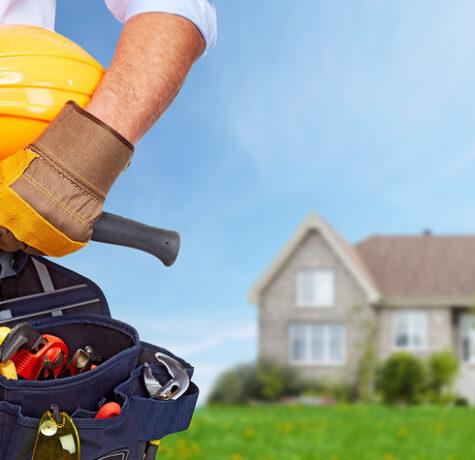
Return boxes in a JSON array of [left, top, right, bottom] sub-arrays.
[[92, 212, 180, 266]]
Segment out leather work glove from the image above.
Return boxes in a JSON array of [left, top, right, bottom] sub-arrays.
[[0, 101, 133, 257]]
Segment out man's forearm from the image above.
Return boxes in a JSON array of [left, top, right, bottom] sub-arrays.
[[86, 12, 205, 144]]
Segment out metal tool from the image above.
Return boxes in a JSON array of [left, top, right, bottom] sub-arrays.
[[85, 345, 102, 364], [0, 323, 68, 380], [0, 322, 44, 363], [143, 352, 190, 401], [143, 353, 190, 459], [69, 348, 93, 376]]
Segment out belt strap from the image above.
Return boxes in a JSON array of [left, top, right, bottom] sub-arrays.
[[0, 252, 17, 300]]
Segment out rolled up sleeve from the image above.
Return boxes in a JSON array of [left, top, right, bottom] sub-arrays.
[[104, 0, 217, 52]]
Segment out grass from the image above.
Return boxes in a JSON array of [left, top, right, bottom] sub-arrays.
[[158, 404, 475, 460]]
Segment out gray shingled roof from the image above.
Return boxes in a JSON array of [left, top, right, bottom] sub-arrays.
[[356, 235, 475, 298]]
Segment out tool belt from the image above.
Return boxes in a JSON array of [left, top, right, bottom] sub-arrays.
[[0, 242, 198, 459]]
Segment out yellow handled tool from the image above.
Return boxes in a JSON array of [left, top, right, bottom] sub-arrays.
[[0, 327, 17, 379]]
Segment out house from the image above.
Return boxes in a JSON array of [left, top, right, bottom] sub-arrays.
[[248, 213, 475, 402]]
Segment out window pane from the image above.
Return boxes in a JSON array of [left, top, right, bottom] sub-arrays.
[[410, 313, 426, 349], [315, 271, 334, 306], [328, 325, 344, 363], [395, 332, 409, 348], [463, 337, 470, 362], [411, 332, 423, 348], [290, 324, 307, 362], [297, 272, 317, 306], [394, 314, 409, 348], [310, 324, 325, 362], [297, 270, 335, 306], [393, 312, 427, 350]]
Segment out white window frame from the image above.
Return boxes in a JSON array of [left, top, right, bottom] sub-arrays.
[[289, 322, 346, 365], [460, 314, 475, 364], [391, 310, 428, 351], [297, 269, 335, 307]]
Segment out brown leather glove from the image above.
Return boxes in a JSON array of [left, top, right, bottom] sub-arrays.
[[0, 101, 133, 256]]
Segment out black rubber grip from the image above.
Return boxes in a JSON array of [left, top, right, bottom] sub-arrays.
[[92, 212, 180, 266]]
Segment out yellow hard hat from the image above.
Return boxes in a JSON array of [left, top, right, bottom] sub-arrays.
[[0, 25, 104, 160]]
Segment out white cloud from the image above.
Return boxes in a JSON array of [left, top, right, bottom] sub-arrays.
[[166, 323, 257, 357]]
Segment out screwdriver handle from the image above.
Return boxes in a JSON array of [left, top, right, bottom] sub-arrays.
[[92, 212, 180, 266]]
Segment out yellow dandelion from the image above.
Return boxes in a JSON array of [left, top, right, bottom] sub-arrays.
[[277, 421, 295, 433], [397, 426, 408, 438], [383, 454, 397, 460], [243, 427, 257, 439]]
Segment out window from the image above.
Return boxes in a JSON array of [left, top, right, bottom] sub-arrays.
[[297, 270, 335, 307], [460, 315, 475, 363], [392, 311, 427, 351], [290, 323, 345, 364]]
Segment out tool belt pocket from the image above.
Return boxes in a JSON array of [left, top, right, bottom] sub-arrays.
[[0, 329, 198, 460], [0, 316, 141, 418], [0, 253, 199, 459], [114, 342, 199, 442]]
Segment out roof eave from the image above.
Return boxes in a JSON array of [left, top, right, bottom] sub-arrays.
[[377, 295, 475, 308]]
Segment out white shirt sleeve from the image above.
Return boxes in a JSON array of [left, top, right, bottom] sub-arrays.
[[104, 0, 217, 52]]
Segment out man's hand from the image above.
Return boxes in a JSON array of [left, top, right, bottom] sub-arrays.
[[0, 102, 133, 256], [0, 13, 206, 255]]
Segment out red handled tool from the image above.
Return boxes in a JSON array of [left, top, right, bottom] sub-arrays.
[[0, 323, 68, 380], [12, 334, 68, 380], [95, 402, 121, 419]]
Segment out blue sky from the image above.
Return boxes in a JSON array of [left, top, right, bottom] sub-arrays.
[[56, 1, 475, 399]]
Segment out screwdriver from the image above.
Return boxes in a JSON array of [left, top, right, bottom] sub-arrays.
[[0, 327, 17, 379], [143, 440, 161, 459]]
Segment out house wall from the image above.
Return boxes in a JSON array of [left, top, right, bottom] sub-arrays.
[[376, 307, 454, 360], [258, 229, 375, 384]]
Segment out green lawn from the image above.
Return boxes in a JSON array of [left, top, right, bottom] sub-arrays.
[[158, 404, 475, 460]]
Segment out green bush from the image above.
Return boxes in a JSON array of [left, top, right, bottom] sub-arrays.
[[257, 361, 298, 401], [377, 352, 426, 404], [426, 350, 459, 402], [208, 363, 261, 404], [208, 361, 301, 404], [454, 396, 469, 407], [301, 379, 357, 403]]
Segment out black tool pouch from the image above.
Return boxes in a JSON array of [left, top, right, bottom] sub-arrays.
[[0, 251, 199, 460]]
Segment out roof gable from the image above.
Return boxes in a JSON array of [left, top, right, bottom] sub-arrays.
[[248, 213, 380, 304]]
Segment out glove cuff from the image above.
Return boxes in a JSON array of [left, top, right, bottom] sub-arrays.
[[31, 101, 134, 198], [7, 102, 134, 249]]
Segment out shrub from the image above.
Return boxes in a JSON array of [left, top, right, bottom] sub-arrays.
[[377, 352, 426, 404], [426, 350, 459, 402], [208, 363, 261, 404], [208, 361, 302, 404], [301, 379, 357, 403], [257, 361, 298, 401], [454, 396, 469, 407]]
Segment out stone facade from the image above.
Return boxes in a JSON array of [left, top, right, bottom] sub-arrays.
[[258, 229, 375, 383], [376, 307, 454, 360]]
